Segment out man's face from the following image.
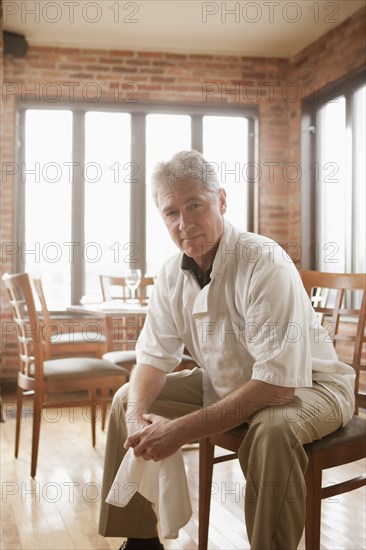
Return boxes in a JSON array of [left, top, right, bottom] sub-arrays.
[[157, 179, 227, 271]]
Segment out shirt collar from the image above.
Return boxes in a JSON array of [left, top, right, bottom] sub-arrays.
[[181, 254, 212, 288]]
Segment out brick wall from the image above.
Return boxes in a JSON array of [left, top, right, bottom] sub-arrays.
[[1, 7, 365, 381]]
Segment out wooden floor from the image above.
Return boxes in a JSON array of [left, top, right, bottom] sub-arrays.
[[0, 395, 365, 550]]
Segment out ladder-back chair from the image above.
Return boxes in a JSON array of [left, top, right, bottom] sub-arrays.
[[3, 272, 128, 477], [33, 278, 106, 358]]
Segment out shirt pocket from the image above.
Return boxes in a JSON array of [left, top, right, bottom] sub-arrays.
[[238, 301, 281, 362]]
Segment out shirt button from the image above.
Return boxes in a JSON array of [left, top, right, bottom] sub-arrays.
[[202, 347, 208, 354], [224, 350, 232, 358]]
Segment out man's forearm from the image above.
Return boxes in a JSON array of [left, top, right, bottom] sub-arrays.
[[127, 363, 167, 421], [174, 380, 295, 444]]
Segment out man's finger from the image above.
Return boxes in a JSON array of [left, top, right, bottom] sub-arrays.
[[124, 432, 140, 449], [142, 413, 156, 422]]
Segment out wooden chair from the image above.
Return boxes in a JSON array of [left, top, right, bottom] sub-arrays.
[[99, 274, 154, 428], [99, 274, 152, 378], [198, 270, 366, 550], [33, 278, 106, 359], [99, 275, 128, 301], [2, 272, 129, 478], [99, 274, 155, 305], [99, 273, 158, 374]]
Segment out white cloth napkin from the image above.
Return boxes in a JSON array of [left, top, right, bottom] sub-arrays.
[[105, 448, 192, 539]]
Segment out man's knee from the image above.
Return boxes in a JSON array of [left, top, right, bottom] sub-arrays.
[[108, 383, 130, 424], [112, 382, 130, 405]]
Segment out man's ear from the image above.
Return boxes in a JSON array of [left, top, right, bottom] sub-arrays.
[[219, 188, 227, 214]]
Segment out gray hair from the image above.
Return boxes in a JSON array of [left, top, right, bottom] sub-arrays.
[[151, 150, 221, 206]]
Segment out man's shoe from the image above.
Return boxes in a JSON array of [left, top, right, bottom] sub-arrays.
[[119, 538, 164, 550]]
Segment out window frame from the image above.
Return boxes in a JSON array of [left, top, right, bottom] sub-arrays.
[[301, 69, 365, 271], [15, 99, 259, 309]]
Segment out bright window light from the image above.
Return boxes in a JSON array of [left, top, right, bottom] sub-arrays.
[[84, 112, 131, 295], [203, 116, 249, 232], [24, 109, 72, 309]]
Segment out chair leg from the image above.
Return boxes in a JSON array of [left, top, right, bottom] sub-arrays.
[[101, 387, 109, 431], [31, 397, 42, 478], [89, 390, 97, 447], [199, 438, 215, 550], [15, 386, 23, 458], [304, 454, 322, 550]]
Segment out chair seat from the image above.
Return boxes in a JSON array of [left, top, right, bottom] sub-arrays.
[[44, 357, 128, 380], [102, 351, 196, 368], [304, 415, 366, 453], [50, 332, 106, 344], [103, 350, 137, 366]]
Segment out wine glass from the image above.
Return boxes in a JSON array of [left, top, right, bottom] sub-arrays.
[[124, 268, 142, 304]]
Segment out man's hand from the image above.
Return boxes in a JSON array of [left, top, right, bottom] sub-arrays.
[[123, 362, 167, 439], [125, 410, 150, 438], [124, 413, 184, 461]]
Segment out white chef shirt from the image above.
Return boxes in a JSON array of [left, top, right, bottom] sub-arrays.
[[136, 220, 355, 425]]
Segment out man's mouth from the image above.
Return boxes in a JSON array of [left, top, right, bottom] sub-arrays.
[[182, 234, 202, 242]]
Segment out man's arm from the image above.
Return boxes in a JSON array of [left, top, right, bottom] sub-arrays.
[[126, 380, 294, 461], [125, 363, 167, 436]]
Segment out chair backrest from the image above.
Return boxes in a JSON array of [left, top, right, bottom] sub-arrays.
[[301, 270, 366, 412], [2, 272, 45, 386], [99, 275, 128, 301], [33, 278, 52, 325], [99, 274, 154, 304], [139, 276, 155, 303]]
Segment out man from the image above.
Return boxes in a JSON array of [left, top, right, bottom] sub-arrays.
[[99, 150, 355, 550]]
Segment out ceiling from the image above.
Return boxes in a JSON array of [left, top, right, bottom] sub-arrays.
[[3, 0, 365, 57]]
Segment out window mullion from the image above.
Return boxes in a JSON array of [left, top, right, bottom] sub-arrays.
[[71, 110, 85, 304], [130, 113, 146, 274], [247, 117, 257, 234], [191, 115, 203, 152], [16, 109, 26, 272], [345, 92, 354, 274]]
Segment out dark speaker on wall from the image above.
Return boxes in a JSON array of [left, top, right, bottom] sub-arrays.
[[3, 31, 28, 57]]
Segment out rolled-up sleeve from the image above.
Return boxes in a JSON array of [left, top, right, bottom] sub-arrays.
[[244, 260, 313, 388]]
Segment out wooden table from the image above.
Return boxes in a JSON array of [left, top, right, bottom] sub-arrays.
[[67, 302, 148, 351], [67, 301, 148, 317]]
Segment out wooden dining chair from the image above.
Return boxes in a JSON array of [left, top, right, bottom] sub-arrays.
[[98, 273, 156, 380], [99, 274, 149, 379], [33, 278, 106, 359], [99, 275, 128, 301], [99, 274, 155, 305], [198, 270, 366, 550], [3, 272, 129, 477]]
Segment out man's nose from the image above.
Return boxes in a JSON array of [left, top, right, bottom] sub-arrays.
[[178, 211, 194, 231]]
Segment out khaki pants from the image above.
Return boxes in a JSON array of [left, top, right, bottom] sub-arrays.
[[98, 367, 342, 549]]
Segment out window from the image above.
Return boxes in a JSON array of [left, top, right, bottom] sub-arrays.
[[23, 109, 73, 309], [17, 103, 257, 309], [203, 115, 249, 232], [301, 72, 365, 274], [84, 112, 131, 294]]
